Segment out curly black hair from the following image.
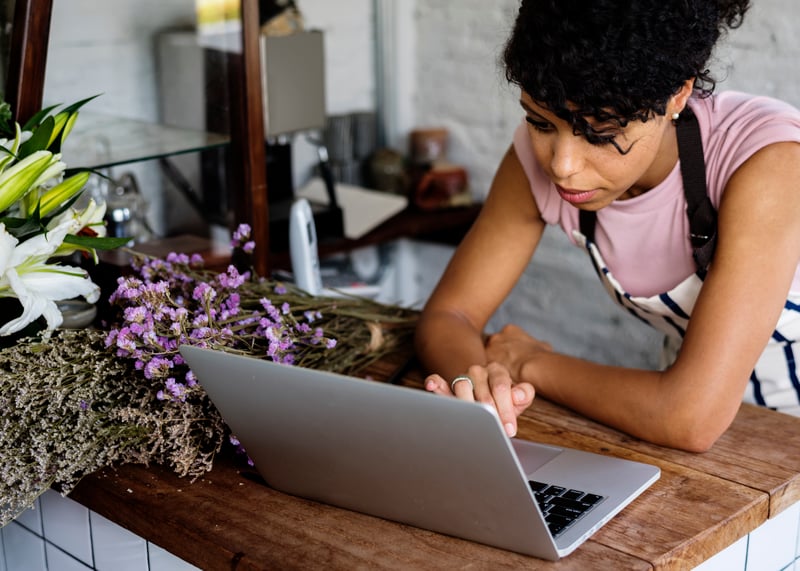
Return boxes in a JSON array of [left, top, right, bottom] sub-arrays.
[[503, 0, 751, 143]]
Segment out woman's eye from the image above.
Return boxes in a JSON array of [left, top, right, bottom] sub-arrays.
[[525, 116, 552, 132], [587, 133, 618, 147]]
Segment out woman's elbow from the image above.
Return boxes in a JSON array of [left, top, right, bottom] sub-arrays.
[[672, 432, 718, 454], [661, 413, 731, 453]]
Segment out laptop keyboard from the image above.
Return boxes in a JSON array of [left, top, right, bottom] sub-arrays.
[[528, 481, 605, 538]]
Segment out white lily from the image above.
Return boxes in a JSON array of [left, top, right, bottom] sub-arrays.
[[0, 221, 100, 336], [50, 198, 108, 261]]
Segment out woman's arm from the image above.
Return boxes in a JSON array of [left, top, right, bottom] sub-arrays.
[[487, 141, 800, 451], [414, 144, 545, 434]]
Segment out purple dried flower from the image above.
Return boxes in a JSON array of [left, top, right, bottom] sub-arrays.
[[167, 252, 190, 264], [185, 370, 197, 387], [232, 223, 251, 246], [144, 357, 173, 380], [192, 282, 216, 303]]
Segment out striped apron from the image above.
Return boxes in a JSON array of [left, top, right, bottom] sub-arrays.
[[573, 229, 800, 416]]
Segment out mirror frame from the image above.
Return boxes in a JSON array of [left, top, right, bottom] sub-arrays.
[[5, 0, 51, 124]]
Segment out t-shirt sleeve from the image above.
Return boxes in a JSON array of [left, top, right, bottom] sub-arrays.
[[696, 93, 800, 208]]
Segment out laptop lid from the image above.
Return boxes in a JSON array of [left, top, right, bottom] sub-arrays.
[[180, 345, 659, 560]]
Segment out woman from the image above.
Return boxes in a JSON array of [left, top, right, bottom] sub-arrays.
[[415, 0, 800, 452]]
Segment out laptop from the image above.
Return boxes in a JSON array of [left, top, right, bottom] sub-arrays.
[[180, 346, 660, 560]]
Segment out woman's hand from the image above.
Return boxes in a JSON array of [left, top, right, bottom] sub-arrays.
[[424, 361, 535, 438], [485, 324, 554, 379]]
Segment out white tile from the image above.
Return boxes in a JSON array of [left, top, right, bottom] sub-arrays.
[[0, 524, 6, 571], [693, 534, 747, 571], [747, 502, 800, 571], [1, 522, 47, 571], [796, 505, 800, 558], [45, 543, 92, 571], [13, 497, 43, 536], [39, 490, 93, 567], [147, 542, 202, 571], [90, 511, 148, 571]]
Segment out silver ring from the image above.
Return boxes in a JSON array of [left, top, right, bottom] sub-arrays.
[[450, 375, 474, 392]]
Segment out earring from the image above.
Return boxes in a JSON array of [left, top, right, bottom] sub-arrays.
[[672, 112, 680, 121]]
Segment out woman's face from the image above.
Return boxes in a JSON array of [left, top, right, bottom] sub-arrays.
[[520, 92, 677, 210]]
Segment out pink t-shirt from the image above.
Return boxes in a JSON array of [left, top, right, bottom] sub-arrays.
[[513, 91, 800, 297]]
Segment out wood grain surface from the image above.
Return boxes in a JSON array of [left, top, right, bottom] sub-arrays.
[[68, 360, 800, 571]]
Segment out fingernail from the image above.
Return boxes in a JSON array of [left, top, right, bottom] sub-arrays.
[[505, 423, 516, 437], [513, 388, 525, 403], [425, 380, 436, 391]]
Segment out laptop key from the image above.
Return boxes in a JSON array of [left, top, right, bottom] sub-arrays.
[[582, 493, 604, 505], [562, 489, 585, 501], [550, 497, 590, 516], [542, 485, 566, 496]]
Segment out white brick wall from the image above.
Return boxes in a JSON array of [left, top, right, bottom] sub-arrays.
[[413, 0, 520, 200]]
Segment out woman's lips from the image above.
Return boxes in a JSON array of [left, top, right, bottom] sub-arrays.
[[555, 185, 600, 205]]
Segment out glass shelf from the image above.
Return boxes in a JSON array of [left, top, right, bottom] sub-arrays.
[[60, 112, 230, 170]]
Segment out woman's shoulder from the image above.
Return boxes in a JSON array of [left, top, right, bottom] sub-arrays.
[[691, 91, 800, 134], [692, 91, 800, 205]]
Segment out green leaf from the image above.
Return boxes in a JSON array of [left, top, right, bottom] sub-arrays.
[[18, 116, 55, 159], [0, 215, 44, 240], [17, 95, 101, 153], [60, 94, 102, 115], [21, 103, 61, 132], [0, 215, 28, 228], [65, 166, 110, 181], [63, 234, 131, 250]]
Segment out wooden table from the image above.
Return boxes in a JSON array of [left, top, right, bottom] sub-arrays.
[[69, 358, 800, 570]]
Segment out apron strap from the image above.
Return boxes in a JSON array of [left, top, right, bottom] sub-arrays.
[[579, 106, 718, 270], [675, 106, 717, 270]]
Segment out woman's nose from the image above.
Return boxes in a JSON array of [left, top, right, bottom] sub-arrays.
[[549, 134, 585, 181]]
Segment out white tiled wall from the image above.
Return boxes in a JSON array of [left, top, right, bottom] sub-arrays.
[[747, 503, 800, 571], [0, 491, 200, 571], [692, 502, 800, 571], [694, 534, 748, 571]]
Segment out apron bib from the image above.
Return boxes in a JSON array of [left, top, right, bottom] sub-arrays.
[[573, 229, 800, 416]]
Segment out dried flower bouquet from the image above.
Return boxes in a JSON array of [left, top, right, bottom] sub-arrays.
[[0, 226, 417, 527]]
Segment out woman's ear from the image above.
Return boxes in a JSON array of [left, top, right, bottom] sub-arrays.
[[669, 79, 695, 115]]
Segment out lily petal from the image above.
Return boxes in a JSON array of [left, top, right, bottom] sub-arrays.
[[0, 298, 51, 336], [0, 223, 17, 276]]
